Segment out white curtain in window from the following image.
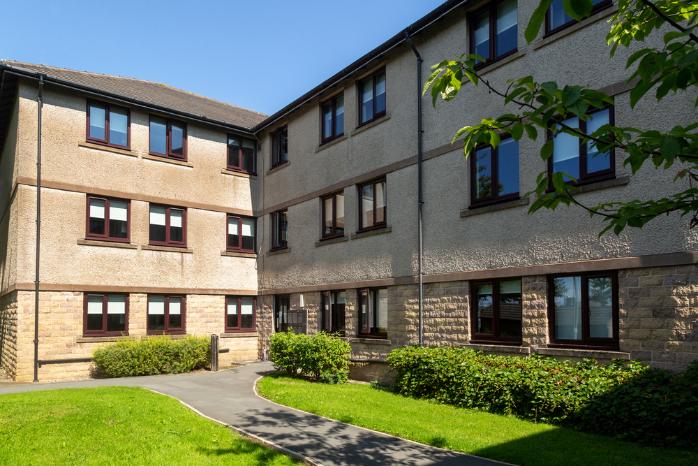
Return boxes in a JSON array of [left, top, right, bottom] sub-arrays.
[[169, 298, 182, 315], [226, 301, 238, 316], [228, 218, 239, 235], [148, 296, 165, 315], [89, 200, 105, 219], [87, 295, 103, 314], [241, 298, 254, 315], [150, 207, 166, 226], [110, 201, 128, 221], [108, 295, 126, 315], [242, 219, 254, 237], [377, 288, 388, 329], [170, 211, 183, 228]]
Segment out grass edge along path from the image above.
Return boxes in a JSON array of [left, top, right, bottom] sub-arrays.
[[257, 375, 697, 466]]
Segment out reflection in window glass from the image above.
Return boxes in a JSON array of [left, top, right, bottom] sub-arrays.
[[109, 108, 128, 147], [588, 276, 613, 338], [553, 117, 580, 180], [553, 276, 582, 340]]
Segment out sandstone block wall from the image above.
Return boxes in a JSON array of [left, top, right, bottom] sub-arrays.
[[0, 292, 18, 379]]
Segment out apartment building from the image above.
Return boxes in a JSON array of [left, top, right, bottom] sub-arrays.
[[1, 0, 696, 382]]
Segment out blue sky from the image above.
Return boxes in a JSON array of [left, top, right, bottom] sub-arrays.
[[1, 1, 445, 115]]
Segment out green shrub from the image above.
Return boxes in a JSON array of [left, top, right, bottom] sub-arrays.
[[387, 346, 698, 450], [270, 331, 351, 383], [93, 336, 210, 377]]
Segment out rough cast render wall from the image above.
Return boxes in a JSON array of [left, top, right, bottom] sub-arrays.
[[0, 292, 18, 378]]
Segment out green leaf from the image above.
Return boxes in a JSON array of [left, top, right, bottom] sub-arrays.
[[524, 124, 538, 140], [525, 0, 553, 43], [563, 0, 592, 20], [510, 122, 524, 140], [541, 140, 554, 160]]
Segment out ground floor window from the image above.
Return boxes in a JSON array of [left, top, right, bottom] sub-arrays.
[[548, 272, 618, 348], [471, 278, 522, 343], [321, 291, 346, 335], [358, 288, 387, 338], [148, 295, 186, 335], [84, 293, 128, 336], [226, 296, 256, 332], [274, 295, 291, 332]]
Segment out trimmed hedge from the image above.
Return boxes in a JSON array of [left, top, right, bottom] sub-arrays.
[[270, 331, 351, 383], [93, 336, 210, 377], [387, 346, 698, 450]]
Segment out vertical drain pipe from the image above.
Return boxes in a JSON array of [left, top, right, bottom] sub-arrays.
[[407, 35, 425, 346], [33, 75, 44, 382]]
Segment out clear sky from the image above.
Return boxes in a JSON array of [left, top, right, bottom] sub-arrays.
[[1, 0, 445, 115]]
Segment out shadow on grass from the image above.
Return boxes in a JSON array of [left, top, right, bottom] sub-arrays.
[[197, 438, 285, 465]]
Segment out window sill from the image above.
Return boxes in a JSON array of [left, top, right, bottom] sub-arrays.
[[534, 4, 618, 51], [221, 332, 258, 338], [466, 342, 530, 355], [267, 247, 290, 256], [473, 49, 525, 76], [142, 244, 193, 254], [537, 347, 629, 360], [347, 337, 391, 345], [267, 161, 290, 175], [565, 175, 630, 195], [461, 197, 529, 218], [77, 238, 138, 249], [143, 153, 193, 168], [316, 134, 348, 153], [315, 235, 349, 247], [146, 332, 187, 338], [221, 168, 254, 178], [351, 114, 390, 137], [221, 250, 257, 258], [351, 226, 392, 240], [78, 141, 137, 158], [76, 335, 130, 343]]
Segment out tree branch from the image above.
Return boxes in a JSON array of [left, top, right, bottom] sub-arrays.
[[639, 0, 698, 44]]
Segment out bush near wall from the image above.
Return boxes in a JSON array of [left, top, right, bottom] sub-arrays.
[[93, 337, 210, 378], [387, 346, 698, 450], [270, 331, 351, 384]]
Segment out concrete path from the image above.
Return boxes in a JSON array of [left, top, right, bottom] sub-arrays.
[[0, 362, 503, 466]]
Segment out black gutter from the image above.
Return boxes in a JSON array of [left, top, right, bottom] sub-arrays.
[[33, 75, 43, 383]]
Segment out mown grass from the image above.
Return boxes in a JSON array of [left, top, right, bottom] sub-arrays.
[[0, 387, 297, 465], [257, 375, 698, 466]]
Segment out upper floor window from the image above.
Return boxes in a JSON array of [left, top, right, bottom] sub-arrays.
[[471, 279, 522, 343], [470, 0, 518, 66], [549, 272, 618, 348], [321, 192, 345, 239], [550, 107, 613, 185], [87, 101, 129, 148], [84, 293, 128, 336], [228, 136, 256, 174], [358, 70, 386, 125], [358, 178, 386, 231], [321, 94, 345, 143], [321, 291, 346, 335], [546, 0, 611, 34], [226, 296, 256, 332], [271, 209, 288, 250], [272, 126, 288, 168], [149, 204, 186, 247], [149, 116, 186, 160], [87, 196, 129, 242], [227, 215, 256, 253], [358, 288, 387, 338], [148, 295, 185, 335], [471, 137, 519, 206]]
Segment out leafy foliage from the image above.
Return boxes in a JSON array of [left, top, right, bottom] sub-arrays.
[[270, 331, 351, 383], [93, 336, 210, 377], [387, 346, 698, 450], [425, 0, 698, 234]]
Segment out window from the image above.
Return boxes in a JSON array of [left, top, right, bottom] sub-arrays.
[[321, 94, 344, 143], [321, 291, 346, 335], [321, 192, 345, 239], [546, 0, 611, 34], [550, 107, 614, 185], [471, 279, 522, 343], [358, 178, 386, 231], [471, 137, 519, 206], [358, 70, 386, 125], [548, 272, 618, 348], [226, 296, 256, 332], [149, 116, 186, 160], [271, 126, 288, 168], [274, 295, 291, 332], [86, 196, 129, 242], [87, 101, 130, 148], [84, 293, 128, 336], [470, 0, 518, 66], [227, 136, 256, 174], [149, 205, 186, 247], [358, 288, 387, 338], [227, 215, 256, 252], [271, 209, 288, 250], [147, 295, 185, 335]]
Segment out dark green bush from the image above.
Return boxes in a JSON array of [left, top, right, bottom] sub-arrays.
[[387, 346, 698, 450], [93, 336, 210, 377], [270, 331, 351, 383]]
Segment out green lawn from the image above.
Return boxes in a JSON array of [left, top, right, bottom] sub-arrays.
[[257, 375, 697, 466], [0, 387, 297, 465]]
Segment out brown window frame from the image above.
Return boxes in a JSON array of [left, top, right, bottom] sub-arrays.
[[321, 192, 345, 240], [357, 69, 386, 126], [83, 293, 129, 337], [225, 296, 257, 332], [358, 288, 388, 339], [149, 204, 187, 248], [470, 136, 520, 208], [357, 178, 387, 232], [270, 209, 288, 251], [227, 135, 256, 174], [470, 278, 522, 345], [544, 0, 613, 37], [320, 94, 344, 144], [147, 294, 186, 335], [547, 271, 619, 350], [547, 106, 615, 188], [85, 195, 131, 243], [226, 215, 256, 253], [321, 290, 346, 336], [149, 115, 187, 161], [86, 101, 131, 149], [468, 0, 518, 68], [271, 126, 289, 168]]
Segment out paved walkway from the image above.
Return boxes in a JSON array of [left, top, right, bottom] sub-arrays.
[[0, 362, 503, 466]]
